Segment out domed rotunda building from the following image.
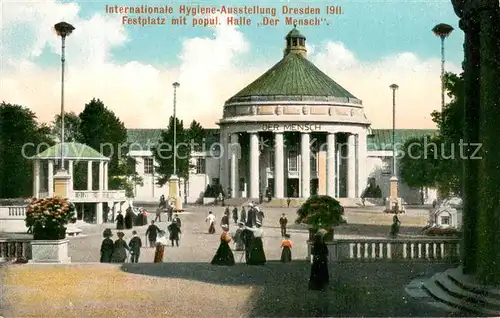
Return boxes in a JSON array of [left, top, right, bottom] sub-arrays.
[[217, 27, 370, 200]]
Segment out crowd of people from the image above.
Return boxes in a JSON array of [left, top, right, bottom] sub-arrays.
[[100, 198, 331, 291]]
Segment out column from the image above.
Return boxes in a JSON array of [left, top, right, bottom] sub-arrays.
[[48, 160, 54, 197], [98, 161, 104, 191], [33, 159, 40, 198], [68, 160, 74, 193], [96, 202, 103, 224], [249, 132, 259, 198], [230, 133, 239, 198], [274, 132, 284, 198], [357, 131, 368, 197], [326, 133, 336, 197], [103, 162, 108, 190], [300, 133, 310, 198], [219, 132, 229, 194], [87, 161, 93, 190], [347, 133, 356, 198]]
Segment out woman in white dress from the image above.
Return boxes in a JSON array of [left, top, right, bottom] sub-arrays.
[[154, 230, 168, 263], [245, 222, 266, 265]]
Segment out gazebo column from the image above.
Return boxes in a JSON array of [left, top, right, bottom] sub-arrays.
[[347, 133, 357, 198], [32, 159, 41, 198], [326, 133, 336, 197], [68, 160, 74, 196], [47, 160, 54, 197], [274, 132, 285, 199], [249, 132, 260, 199], [357, 131, 368, 197], [99, 161, 104, 191], [300, 132, 310, 198], [96, 161, 104, 225], [103, 161, 108, 190], [87, 161, 93, 190]]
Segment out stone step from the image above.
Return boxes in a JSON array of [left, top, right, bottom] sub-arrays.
[[435, 272, 500, 310], [446, 267, 500, 299], [423, 273, 500, 316]]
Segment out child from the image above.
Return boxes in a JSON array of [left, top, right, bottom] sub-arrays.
[[280, 234, 292, 263]]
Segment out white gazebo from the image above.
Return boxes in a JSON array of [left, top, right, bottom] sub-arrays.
[[32, 142, 127, 224]]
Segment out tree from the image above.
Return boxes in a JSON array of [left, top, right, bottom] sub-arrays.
[[51, 112, 82, 142], [0, 102, 54, 198], [186, 120, 204, 152], [398, 72, 464, 196], [153, 116, 189, 185], [78, 98, 141, 195]]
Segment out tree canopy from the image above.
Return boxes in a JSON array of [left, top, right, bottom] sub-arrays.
[[0, 102, 53, 198], [154, 117, 203, 185], [398, 72, 464, 195]]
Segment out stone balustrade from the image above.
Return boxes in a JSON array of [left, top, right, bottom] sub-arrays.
[[308, 238, 461, 263], [0, 206, 28, 233], [0, 238, 31, 262]]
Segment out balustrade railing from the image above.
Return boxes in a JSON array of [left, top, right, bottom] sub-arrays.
[[309, 238, 461, 263], [73, 190, 126, 201], [0, 239, 31, 262]]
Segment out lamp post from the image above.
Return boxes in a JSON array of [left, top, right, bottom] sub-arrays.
[[389, 84, 399, 212], [172, 82, 180, 176], [432, 23, 454, 112], [169, 82, 183, 212], [54, 21, 75, 171]]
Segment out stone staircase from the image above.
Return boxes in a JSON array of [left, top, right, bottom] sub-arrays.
[[422, 266, 500, 316]]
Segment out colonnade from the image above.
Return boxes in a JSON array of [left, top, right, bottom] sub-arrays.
[[219, 129, 367, 199]]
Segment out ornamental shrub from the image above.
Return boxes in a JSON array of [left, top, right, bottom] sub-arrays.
[[295, 195, 344, 229]]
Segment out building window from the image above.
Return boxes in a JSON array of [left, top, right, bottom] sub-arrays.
[[441, 216, 450, 225], [288, 151, 298, 171], [196, 158, 206, 174], [144, 157, 154, 174], [310, 152, 318, 172], [381, 157, 391, 175]]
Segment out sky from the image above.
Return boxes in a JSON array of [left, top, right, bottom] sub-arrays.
[[1, 0, 463, 129]]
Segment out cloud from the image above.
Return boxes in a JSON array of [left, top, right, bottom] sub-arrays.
[[1, 1, 460, 130]]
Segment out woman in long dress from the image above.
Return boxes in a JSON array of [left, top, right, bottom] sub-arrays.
[[206, 211, 216, 234], [246, 223, 266, 265], [280, 234, 292, 263], [211, 224, 235, 265], [154, 231, 168, 263], [308, 230, 329, 290], [112, 231, 129, 263], [116, 212, 124, 230], [100, 228, 114, 263]]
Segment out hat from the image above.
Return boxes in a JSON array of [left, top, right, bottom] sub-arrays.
[[284, 234, 291, 239], [102, 228, 112, 238], [248, 202, 254, 207], [221, 224, 229, 230], [256, 220, 262, 226], [238, 221, 245, 226]]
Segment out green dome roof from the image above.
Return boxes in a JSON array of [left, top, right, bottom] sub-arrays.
[[286, 27, 305, 39], [225, 53, 360, 104]]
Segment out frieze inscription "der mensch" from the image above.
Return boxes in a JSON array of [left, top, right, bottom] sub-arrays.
[[261, 124, 322, 131]]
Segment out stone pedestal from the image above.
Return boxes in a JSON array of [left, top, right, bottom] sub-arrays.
[[30, 239, 71, 263], [53, 169, 71, 198], [169, 175, 183, 211]]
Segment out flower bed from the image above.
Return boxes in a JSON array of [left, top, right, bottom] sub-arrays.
[[25, 197, 75, 240], [425, 227, 460, 236]]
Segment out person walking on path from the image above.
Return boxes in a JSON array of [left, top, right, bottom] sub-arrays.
[[128, 230, 142, 263], [245, 222, 266, 265], [279, 213, 288, 237], [116, 212, 124, 230], [210, 224, 235, 266], [154, 208, 162, 222], [309, 230, 329, 291], [280, 234, 292, 263], [168, 219, 182, 247], [221, 210, 230, 229], [232, 206, 238, 224], [145, 221, 160, 248], [100, 228, 114, 263], [112, 231, 129, 263], [206, 211, 216, 234], [154, 231, 168, 263], [240, 206, 246, 224]]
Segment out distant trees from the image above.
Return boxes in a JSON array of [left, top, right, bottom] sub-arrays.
[[0, 102, 53, 198]]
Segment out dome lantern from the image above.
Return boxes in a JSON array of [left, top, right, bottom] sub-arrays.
[[284, 24, 307, 58]]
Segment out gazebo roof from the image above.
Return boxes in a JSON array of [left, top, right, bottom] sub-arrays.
[[34, 142, 109, 161]]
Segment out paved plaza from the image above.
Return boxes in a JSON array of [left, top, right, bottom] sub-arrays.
[[0, 206, 466, 317]]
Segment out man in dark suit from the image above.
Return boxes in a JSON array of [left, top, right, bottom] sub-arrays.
[[240, 227, 255, 263], [245, 203, 257, 227], [128, 230, 142, 263]]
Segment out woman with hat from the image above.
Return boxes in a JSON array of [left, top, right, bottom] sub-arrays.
[[210, 224, 235, 266], [308, 229, 329, 290], [100, 228, 114, 263], [280, 234, 293, 263], [154, 230, 168, 263], [112, 231, 129, 263], [245, 221, 266, 265]]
